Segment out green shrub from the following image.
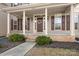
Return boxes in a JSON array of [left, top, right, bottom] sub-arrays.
[[8, 34, 25, 42], [35, 36, 52, 46]]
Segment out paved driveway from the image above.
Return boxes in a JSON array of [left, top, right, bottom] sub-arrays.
[[0, 37, 24, 54], [0, 42, 36, 56]]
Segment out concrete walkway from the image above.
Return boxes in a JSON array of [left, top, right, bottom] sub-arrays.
[[0, 42, 36, 56]]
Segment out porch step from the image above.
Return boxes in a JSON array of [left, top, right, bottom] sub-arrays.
[[26, 35, 38, 41], [26, 39, 35, 42]]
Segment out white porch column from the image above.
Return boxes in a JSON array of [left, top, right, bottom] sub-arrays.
[[23, 11, 25, 35], [70, 4, 75, 35], [78, 14, 79, 31], [33, 16, 36, 34], [45, 8, 48, 35], [7, 13, 10, 36]]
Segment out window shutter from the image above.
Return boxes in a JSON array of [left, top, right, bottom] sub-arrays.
[[51, 16, 54, 30], [25, 18, 30, 31], [21, 19, 23, 30], [18, 19, 19, 30], [62, 15, 65, 30], [27, 18, 30, 30], [11, 19, 13, 30], [18, 19, 22, 30], [66, 15, 70, 30]]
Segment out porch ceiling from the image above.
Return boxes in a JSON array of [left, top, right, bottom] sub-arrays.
[[48, 5, 69, 14], [11, 5, 69, 17]]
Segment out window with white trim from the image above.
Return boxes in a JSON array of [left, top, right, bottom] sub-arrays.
[[13, 20, 18, 30], [54, 16, 62, 30], [74, 13, 78, 30]]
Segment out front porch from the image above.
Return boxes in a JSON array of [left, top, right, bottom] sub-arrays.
[[7, 4, 75, 42]]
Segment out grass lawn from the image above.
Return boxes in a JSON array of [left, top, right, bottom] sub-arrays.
[[25, 47, 79, 56], [25, 42, 79, 56]]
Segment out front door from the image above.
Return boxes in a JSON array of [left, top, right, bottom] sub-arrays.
[[37, 18, 43, 32]]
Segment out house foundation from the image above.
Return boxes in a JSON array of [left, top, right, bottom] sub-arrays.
[[26, 35, 75, 42]]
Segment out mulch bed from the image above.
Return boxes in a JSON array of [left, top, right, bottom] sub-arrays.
[[36, 41, 79, 50]]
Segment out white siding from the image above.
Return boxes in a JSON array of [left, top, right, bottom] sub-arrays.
[[0, 11, 7, 36]]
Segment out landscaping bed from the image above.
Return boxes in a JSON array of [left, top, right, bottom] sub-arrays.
[[25, 41, 79, 56], [0, 37, 24, 54]]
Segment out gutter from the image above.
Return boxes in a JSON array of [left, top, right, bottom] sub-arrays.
[[1, 3, 52, 11]]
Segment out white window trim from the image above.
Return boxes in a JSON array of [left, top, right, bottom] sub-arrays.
[[13, 20, 18, 30], [74, 12, 79, 31], [50, 13, 70, 31], [54, 14, 62, 31], [25, 17, 31, 32], [35, 15, 44, 33]]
